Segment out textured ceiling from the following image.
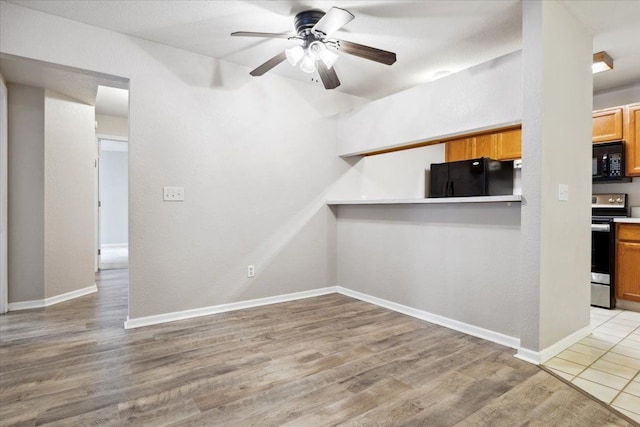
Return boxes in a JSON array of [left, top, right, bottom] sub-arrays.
[[4, 0, 640, 100], [6, 0, 523, 100]]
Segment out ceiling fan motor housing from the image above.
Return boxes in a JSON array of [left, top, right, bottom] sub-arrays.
[[294, 10, 325, 36]]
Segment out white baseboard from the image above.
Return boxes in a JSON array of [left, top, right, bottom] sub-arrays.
[[7, 299, 46, 311], [516, 324, 592, 365], [336, 286, 520, 350], [121, 284, 588, 368], [124, 286, 338, 329], [8, 284, 98, 311]]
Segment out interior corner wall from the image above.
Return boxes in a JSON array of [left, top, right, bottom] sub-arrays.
[[520, 0, 592, 353], [0, 2, 364, 320], [44, 90, 96, 298], [96, 113, 128, 139], [7, 83, 45, 302]]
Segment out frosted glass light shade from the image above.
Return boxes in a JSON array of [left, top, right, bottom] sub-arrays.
[[307, 41, 325, 60], [285, 46, 305, 66], [300, 55, 317, 73], [321, 49, 339, 69]]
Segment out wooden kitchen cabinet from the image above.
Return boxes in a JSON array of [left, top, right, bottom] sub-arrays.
[[593, 107, 623, 143], [445, 128, 520, 162], [616, 223, 640, 303], [496, 128, 522, 160], [445, 137, 473, 162], [625, 103, 640, 176], [472, 134, 498, 158]]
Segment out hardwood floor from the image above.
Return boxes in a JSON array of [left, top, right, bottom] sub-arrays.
[[0, 270, 634, 426]]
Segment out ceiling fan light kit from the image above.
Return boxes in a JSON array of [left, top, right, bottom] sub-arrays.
[[300, 55, 317, 74], [231, 6, 397, 90], [285, 45, 305, 66]]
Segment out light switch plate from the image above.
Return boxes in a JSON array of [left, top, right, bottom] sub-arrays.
[[558, 184, 569, 201], [163, 187, 184, 201]]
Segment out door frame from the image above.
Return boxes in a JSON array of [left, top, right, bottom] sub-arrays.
[[0, 77, 8, 314], [95, 135, 127, 271]]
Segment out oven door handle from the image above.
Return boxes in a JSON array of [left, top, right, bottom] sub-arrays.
[[591, 223, 611, 232]]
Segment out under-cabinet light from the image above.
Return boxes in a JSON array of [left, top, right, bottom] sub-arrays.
[[593, 51, 613, 74]]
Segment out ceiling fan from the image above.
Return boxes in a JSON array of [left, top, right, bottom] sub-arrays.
[[231, 6, 397, 90]]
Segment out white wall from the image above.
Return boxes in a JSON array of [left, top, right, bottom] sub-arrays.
[[43, 90, 96, 298], [593, 83, 640, 111], [329, 144, 446, 201], [7, 83, 45, 302], [335, 50, 522, 156], [0, 2, 365, 319], [100, 144, 128, 245], [337, 203, 522, 338], [7, 84, 96, 303], [96, 113, 127, 140]]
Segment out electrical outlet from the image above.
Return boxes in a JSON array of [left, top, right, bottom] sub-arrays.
[[247, 265, 255, 278], [163, 186, 184, 201]]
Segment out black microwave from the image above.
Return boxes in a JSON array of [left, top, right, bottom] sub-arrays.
[[593, 141, 629, 182]]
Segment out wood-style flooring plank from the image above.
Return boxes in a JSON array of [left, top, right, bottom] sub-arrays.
[[0, 269, 634, 426]]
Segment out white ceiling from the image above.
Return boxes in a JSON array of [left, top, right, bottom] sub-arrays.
[[95, 86, 129, 118], [4, 0, 640, 100]]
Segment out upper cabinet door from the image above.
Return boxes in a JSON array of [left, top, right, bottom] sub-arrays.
[[445, 137, 473, 162], [626, 104, 640, 177], [496, 128, 522, 160], [593, 107, 623, 143], [472, 134, 497, 159]]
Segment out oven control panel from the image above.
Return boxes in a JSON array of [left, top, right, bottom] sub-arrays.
[[592, 193, 627, 208]]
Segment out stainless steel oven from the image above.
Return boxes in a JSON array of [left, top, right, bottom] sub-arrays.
[[591, 193, 628, 308]]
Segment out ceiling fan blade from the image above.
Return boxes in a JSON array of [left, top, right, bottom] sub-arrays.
[[317, 62, 341, 89], [312, 7, 354, 37], [337, 39, 397, 65], [231, 31, 293, 39], [249, 51, 287, 76]]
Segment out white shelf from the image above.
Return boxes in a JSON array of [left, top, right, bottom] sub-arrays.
[[327, 195, 522, 206]]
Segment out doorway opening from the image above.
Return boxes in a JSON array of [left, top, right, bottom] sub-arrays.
[[0, 53, 129, 314], [98, 138, 128, 270]]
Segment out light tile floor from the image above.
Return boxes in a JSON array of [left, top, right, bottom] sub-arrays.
[[544, 307, 640, 423]]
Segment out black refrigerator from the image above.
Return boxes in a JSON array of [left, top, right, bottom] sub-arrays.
[[428, 157, 514, 198]]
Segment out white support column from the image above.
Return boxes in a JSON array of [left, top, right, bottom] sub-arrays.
[[518, 0, 593, 363]]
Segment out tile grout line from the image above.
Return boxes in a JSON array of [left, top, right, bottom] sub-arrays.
[[548, 309, 640, 405], [587, 314, 640, 405], [606, 326, 640, 406]]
